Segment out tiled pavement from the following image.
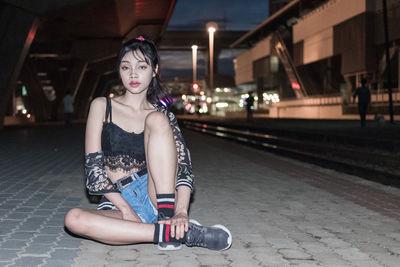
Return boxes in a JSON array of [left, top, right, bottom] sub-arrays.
[[0, 124, 400, 266]]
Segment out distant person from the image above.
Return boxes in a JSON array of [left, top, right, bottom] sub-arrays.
[[245, 92, 255, 122], [196, 103, 202, 116], [353, 78, 371, 128], [63, 91, 74, 127]]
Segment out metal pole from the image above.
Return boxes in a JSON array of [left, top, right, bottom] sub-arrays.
[[191, 45, 198, 83], [383, 0, 394, 123], [209, 30, 214, 91]]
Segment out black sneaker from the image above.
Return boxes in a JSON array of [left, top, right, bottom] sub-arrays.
[[185, 219, 232, 250]]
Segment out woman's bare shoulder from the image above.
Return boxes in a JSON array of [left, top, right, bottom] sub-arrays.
[[90, 97, 107, 108], [88, 97, 107, 121]]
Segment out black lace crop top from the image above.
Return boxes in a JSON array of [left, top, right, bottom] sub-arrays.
[[94, 97, 194, 192], [101, 98, 146, 173]]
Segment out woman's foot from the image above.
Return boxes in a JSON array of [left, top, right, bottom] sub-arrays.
[[185, 219, 232, 251]]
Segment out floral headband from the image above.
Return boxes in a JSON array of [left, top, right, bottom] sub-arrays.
[[136, 36, 145, 41]]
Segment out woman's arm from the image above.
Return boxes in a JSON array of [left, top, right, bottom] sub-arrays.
[[85, 98, 118, 194], [85, 98, 140, 221]]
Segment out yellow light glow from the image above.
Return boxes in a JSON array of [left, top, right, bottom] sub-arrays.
[[182, 94, 187, 100], [206, 97, 212, 103], [208, 27, 216, 33]]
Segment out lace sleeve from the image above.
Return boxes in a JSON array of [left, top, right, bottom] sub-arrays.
[[85, 151, 119, 195]]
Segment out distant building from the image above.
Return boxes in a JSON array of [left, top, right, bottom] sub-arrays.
[[232, 0, 400, 119]]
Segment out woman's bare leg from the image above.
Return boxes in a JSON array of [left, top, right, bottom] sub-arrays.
[[64, 208, 155, 245], [144, 111, 177, 196]]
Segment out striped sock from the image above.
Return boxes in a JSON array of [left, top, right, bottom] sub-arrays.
[[153, 223, 184, 243], [156, 193, 175, 220]]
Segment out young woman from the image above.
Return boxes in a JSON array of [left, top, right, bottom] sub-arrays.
[[64, 36, 232, 251]]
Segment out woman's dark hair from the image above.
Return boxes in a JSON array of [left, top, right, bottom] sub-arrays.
[[117, 36, 171, 108]]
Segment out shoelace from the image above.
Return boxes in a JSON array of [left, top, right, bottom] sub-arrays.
[[186, 224, 205, 247]]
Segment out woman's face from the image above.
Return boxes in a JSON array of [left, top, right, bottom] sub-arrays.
[[119, 49, 157, 95]]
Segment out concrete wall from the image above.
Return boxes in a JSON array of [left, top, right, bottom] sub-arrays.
[[268, 96, 344, 119], [302, 27, 333, 65], [293, 0, 370, 65], [234, 36, 271, 85], [234, 50, 253, 85], [268, 92, 400, 119], [293, 0, 368, 43]]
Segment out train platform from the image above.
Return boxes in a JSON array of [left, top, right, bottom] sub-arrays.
[[176, 114, 400, 146], [0, 123, 400, 266]]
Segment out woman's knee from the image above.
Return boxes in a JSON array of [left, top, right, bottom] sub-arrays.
[[145, 112, 170, 132], [64, 208, 87, 234]]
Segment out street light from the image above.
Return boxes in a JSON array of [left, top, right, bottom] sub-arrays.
[[206, 22, 218, 92], [191, 45, 198, 83]]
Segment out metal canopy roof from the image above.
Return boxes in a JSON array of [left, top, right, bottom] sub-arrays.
[[230, 0, 327, 48]]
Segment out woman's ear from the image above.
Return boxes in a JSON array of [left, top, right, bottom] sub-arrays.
[[153, 65, 159, 77]]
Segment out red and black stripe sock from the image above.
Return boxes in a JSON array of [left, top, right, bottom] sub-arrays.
[[156, 193, 175, 220], [153, 223, 184, 243]]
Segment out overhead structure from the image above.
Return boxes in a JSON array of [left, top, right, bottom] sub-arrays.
[[0, 0, 176, 129]]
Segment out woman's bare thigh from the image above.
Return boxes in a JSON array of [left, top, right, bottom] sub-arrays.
[[83, 208, 142, 222]]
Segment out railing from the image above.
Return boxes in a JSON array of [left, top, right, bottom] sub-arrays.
[[272, 32, 307, 98]]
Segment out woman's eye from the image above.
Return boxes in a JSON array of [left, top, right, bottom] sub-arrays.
[[121, 66, 129, 71], [138, 65, 147, 70]]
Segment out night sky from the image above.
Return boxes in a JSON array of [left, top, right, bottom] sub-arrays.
[[160, 0, 270, 81]]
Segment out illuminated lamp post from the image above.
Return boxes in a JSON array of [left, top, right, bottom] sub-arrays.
[[206, 22, 218, 92], [191, 45, 198, 83]]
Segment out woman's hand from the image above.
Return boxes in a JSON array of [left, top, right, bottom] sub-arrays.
[[159, 211, 189, 240]]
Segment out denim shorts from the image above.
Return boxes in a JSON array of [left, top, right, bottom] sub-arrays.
[[97, 172, 158, 223]]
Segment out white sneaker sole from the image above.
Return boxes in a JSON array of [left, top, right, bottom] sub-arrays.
[[157, 243, 182, 251], [211, 224, 232, 251]]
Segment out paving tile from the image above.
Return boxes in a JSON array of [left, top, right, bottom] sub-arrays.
[[55, 237, 82, 249], [5, 212, 31, 220], [0, 249, 19, 262], [31, 235, 59, 244], [0, 221, 20, 236], [12, 256, 47, 267], [42, 258, 77, 267], [38, 226, 63, 235], [9, 232, 36, 240], [0, 239, 28, 249]]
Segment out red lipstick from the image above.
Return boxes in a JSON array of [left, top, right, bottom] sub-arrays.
[[129, 81, 141, 88]]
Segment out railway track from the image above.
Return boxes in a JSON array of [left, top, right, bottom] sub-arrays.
[[180, 119, 400, 188]]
